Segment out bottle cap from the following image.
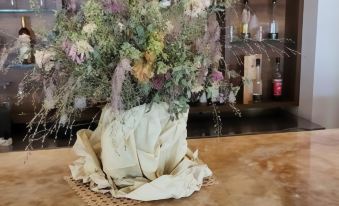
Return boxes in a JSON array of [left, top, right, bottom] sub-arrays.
[[276, 57, 280, 63], [244, 0, 249, 4], [256, 59, 261, 66], [273, 0, 277, 4]]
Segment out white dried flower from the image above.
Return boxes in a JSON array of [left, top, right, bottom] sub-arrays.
[[18, 34, 32, 62], [43, 85, 56, 110], [59, 114, 68, 126], [82, 23, 97, 35], [35, 50, 56, 72], [166, 21, 174, 33], [185, 0, 211, 17], [191, 84, 204, 93], [159, 0, 171, 8], [76, 40, 94, 56], [229, 91, 236, 103], [74, 96, 87, 110], [19, 46, 31, 60], [18, 34, 31, 44], [117, 22, 125, 32]]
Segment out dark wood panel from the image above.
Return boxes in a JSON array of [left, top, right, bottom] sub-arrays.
[[283, 0, 303, 104]]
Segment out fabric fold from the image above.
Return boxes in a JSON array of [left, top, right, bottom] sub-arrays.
[[69, 103, 212, 201]]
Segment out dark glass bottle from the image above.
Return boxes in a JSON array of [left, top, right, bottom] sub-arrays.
[[273, 57, 283, 100]]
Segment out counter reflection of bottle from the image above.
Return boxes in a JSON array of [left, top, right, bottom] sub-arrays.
[[241, 0, 251, 39], [18, 16, 33, 64], [253, 58, 263, 103], [273, 57, 283, 100]]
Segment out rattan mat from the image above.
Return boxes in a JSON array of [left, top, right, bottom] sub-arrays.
[[64, 176, 218, 206]]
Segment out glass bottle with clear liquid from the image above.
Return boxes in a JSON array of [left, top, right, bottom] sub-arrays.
[[269, 0, 279, 39], [241, 0, 251, 39], [253, 59, 263, 102]]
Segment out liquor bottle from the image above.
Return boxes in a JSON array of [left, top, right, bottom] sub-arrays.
[[241, 0, 251, 39], [253, 58, 263, 102], [18, 16, 33, 64], [19, 16, 31, 36], [268, 0, 279, 40], [273, 57, 283, 100]]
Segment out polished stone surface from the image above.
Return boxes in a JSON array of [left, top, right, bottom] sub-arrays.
[[1, 129, 339, 206]]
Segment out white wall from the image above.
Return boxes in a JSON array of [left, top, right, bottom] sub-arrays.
[[299, 0, 318, 121], [299, 0, 339, 128]]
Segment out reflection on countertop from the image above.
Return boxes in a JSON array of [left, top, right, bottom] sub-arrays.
[[0, 129, 339, 206]]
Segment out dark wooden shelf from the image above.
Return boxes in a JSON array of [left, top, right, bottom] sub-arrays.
[[189, 101, 297, 113]]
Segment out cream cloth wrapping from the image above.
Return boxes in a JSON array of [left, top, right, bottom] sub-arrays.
[[69, 103, 212, 201]]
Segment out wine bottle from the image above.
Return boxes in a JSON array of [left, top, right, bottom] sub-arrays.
[[268, 0, 279, 40], [253, 58, 263, 102], [19, 16, 30, 36], [18, 16, 33, 64], [241, 0, 251, 39], [273, 57, 283, 100]]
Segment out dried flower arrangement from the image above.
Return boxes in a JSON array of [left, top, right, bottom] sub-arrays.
[[0, 0, 241, 148]]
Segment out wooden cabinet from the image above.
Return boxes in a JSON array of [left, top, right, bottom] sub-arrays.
[[190, 0, 304, 113]]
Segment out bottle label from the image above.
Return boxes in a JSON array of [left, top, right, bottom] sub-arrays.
[[273, 79, 282, 96]]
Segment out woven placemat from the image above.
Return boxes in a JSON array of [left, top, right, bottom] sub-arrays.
[[64, 176, 218, 206]]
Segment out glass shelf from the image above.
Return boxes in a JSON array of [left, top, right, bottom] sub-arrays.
[[0, 9, 54, 14], [7, 64, 35, 70]]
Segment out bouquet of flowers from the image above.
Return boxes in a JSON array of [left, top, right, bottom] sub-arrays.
[[11, 0, 239, 143]]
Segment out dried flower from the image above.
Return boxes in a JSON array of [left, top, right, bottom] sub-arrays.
[[211, 70, 224, 82], [62, 39, 93, 64], [103, 0, 125, 13], [159, 0, 171, 8], [152, 75, 166, 90], [74, 96, 87, 110], [184, 0, 211, 17], [59, 114, 68, 126], [18, 34, 31, 44], [82, 23, 97, 35], [35, 50, 56, 72], [43, 82, 56, 110], [165, 21, 174, 33], [132, 59, 154, 83], [191, 84, 204, 93], [111, 58, 132, 111]]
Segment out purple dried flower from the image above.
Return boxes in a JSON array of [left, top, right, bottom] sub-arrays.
[[62, 40, 71, 53], [62, 40, 87, 64], [103, 0, 125, 13], [152, 75, 166, 90], [211, 70, 224, 82]]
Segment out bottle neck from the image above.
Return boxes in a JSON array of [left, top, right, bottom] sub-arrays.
[[272, 2, 276, 19], [276, 62, 280, 72], [21, 17, 26, 28]]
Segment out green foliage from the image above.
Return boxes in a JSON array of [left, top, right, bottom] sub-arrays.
[[120, 43, 142, 60]]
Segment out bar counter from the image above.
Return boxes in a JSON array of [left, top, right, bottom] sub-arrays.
[[1, 129, 339, 206]]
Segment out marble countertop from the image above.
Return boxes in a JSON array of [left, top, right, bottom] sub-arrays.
[[1, 129, 339, 206]]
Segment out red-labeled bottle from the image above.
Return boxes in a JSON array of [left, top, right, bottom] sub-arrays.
[[273, 57, 283, 100]]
